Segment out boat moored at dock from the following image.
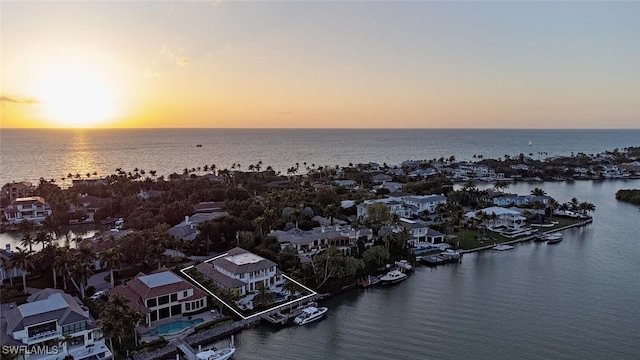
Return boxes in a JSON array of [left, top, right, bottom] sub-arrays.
[[545, 232, 563, 244], [293, 306, 328, 325], [195, 336, 236, 360], [379, 269, 409, 284]]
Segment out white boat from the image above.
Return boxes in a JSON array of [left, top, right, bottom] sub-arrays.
[[196, 336, 235, 360], [494, 244, 514, 251], [394, 260, 413, 272], [293, 306, 328, 325], [379, 269, 408, 284], [545, 232, 563, 244]]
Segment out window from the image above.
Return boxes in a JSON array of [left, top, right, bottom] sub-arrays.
[[147, 298, 157, 307], [183, 291, 188, 298], [170, 293, 177, 302], [171, 304, 181, 316], [186, 303, 191, 311], [158, 295, 170, 305]]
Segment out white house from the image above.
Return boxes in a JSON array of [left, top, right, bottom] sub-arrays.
[[270, 225, 374, 257], [357, 194, 447, 218], [465, 206, 527, 230], [108, 268, 208, 326], [2, 288, 112, 360], [4, 197, 53, 224], [195, 247, 283, 296]]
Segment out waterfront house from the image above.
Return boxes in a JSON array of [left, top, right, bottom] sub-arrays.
[[194, 247, 283, 297], [407, 168, 438, 179], [1, 288, 113, 360], [465, 207, 527, 231], [270, 225, 374, 257], [108, 268, 207, 326], [71, 178, 109, 187], [4, 196, 53, 225], [492, 194, 551, 207], [398, 219, 446, 245], [2, 181, 36, 202], [357, 194, 447, 219]]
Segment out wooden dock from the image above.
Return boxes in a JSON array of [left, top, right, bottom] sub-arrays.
[[259, 296, 319, 325]]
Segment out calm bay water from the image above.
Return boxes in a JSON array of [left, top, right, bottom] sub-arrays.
[[233, 180, 640, 360], [2, 129, 640, 358]]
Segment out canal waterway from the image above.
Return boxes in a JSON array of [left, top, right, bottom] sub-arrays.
[[231, 179, 640, 359]]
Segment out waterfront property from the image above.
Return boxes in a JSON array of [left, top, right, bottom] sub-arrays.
[[0, 288, 113, 360], [194, 247, 283, 298], [465, 206, 528, 231], [108, 268, 208, 326], [1, 181, 36, 202], [3, 196, 53, 225], [356, 194, 447, 219], [270, 225, 374, 258]]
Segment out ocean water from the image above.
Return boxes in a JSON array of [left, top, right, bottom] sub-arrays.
[[1, 128, 639, 186]]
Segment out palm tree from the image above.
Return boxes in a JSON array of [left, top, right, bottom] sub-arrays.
[[20, 232, 36, 253], [69, 262, 93, 300], [99, 246, 125, 288], [531, 188, 547, 196], [578, 201, 596, 217], [546, 198, 560, 222], [17, 219, 36, 250], [493, 180, 511, 193], [254, 282, 273, 307], [10, 247, 34, 293], [37, 244, 60, 288]]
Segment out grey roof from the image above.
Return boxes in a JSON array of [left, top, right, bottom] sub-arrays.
[[5, 289, 91, 333], [426, 228, 445, 237], [404, 195, 447, 203], [195, 263, 246, 289], [138, 271, 182, 288], [212, 247, 276, 274]]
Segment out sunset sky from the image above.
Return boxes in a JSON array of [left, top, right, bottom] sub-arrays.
[[1, 1, 638, 129]]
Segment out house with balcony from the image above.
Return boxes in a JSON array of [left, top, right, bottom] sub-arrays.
[[2, 181, 36, 202], [194, 247, 283, 297], [270, 225, 374, 258], [357, 194, 447, 219], [465, 206, 527, 231], [108, 268, 207, 326], [1, 288, 112, 360], [4, 197, 53, 225]]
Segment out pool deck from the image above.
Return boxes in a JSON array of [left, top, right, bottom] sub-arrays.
[[137, 309, 224, 343]]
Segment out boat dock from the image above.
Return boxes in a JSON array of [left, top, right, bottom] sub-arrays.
[[260, 296, 319, 325]]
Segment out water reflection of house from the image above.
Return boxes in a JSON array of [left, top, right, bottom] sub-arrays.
[[108, 268, 207, 326]]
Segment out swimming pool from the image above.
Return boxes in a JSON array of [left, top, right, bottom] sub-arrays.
[[144, 318, 205, 336]]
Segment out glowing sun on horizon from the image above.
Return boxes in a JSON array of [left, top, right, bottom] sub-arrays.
[[36, 67, 118, 127]]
